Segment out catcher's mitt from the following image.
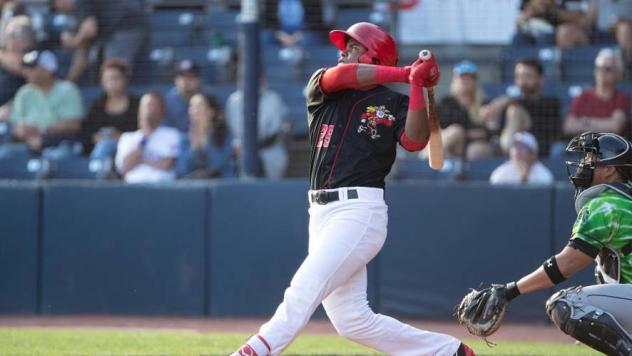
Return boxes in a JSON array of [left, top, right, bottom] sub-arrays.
[[456, 284, 511, 338]]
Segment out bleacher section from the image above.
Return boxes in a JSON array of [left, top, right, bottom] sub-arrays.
[[1, 3, 631, 182]]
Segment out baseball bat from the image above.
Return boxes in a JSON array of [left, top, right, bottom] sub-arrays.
[[419, 49, 443, 170]]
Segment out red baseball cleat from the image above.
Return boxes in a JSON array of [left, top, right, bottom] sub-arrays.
[[454, 342, 476, 356], [230, 344, 258, 356]]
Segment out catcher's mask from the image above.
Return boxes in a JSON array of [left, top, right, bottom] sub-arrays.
[[329, 22, 398, 66], [565, 132, 632, 197]]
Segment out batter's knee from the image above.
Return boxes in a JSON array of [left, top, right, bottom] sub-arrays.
[[546, 286, 632, 356], [324, 303, 377, 341]]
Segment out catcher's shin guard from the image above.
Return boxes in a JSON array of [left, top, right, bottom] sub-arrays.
[[546, 286, 632, 356]]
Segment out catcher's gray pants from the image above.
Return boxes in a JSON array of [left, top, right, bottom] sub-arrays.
[[547, 284, 632, 354], [250, 187, 461, 356]]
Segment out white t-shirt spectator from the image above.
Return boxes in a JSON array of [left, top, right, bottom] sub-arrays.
[[115, 126, 180, 183], [489, 161, 554, 185]]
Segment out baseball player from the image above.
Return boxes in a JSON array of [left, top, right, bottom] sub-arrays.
[[458, 131, 632, 356], [231, 22, 474, 356]]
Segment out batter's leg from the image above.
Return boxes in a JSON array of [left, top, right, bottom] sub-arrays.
[[323, 266, 461, 356], [243, 200, 390, 355]]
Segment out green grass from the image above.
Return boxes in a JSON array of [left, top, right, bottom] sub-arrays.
[[0, 328, 601, 355]]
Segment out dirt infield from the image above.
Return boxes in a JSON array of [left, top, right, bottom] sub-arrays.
[[0, 316, 575, 344]]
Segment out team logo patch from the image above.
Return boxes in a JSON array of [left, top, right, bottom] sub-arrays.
[[357, 105, 395, 140]]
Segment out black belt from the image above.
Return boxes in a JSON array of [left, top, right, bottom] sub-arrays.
[[310, 189, 358, 205]]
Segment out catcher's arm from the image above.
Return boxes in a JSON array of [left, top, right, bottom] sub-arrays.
[[458, 245, 595, 339], [516, 245, 594, 294]]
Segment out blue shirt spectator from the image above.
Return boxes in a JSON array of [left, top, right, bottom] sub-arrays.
[[176, 93, 235, 179]]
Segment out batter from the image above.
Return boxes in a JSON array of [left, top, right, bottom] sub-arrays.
[[231, 22, 474, 356]]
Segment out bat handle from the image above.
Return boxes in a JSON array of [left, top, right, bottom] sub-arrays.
[[419, 49, 432, 61]]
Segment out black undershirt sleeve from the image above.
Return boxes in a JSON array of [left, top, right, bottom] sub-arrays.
[[568, 238, 600, 259]]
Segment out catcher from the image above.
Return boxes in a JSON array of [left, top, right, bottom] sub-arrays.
[[458, 132, 632, 356]]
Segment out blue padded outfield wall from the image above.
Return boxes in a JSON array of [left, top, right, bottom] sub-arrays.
[[0, 180, 591, 321], [382, 183, 552, 321], [40, 182, 207, 315], [0, 183, 39, 314]]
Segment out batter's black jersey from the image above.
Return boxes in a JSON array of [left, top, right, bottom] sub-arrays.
[[306, 68, 410, 190]]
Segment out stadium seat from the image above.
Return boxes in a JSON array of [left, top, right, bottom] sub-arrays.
[[201, 10, 239, 32], [132, 47, 176, 84], [554, 83, 585, 117], [463, 157, 505, 181], [51, 48, 73, 79], [482, 82, 559, 100], [148, 10, 201, 32], [542, 157, 569, 181], [501, 46, 561, 82], [47, 157, 111, 179], [335, 8, 373, 29], [129, 84, 171, 97], [80, 85, 103, 108], [561, 46, 602, 83], [150, 30, 196, 47], [0, 156, 47, 179], [395, 157, 462, 181]]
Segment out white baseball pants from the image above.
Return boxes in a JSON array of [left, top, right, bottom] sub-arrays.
[[255, 187, 461, 356]]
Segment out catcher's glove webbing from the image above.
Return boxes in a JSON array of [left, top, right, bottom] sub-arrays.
[[457, 282, 519, 342]]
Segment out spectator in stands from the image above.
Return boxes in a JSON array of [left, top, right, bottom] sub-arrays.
[[490, 131, 554, 185], [587, 0, 632, 77], [177, 93, 236, 179], [276, 0, 305, 48], [0, 15, 34, 119], [52, 0, 148, 83], [563, 48, 631, 138], [0, 0, 25, 48], [513, 0, 590, 48], [480, 58, 561, 157], [436, 60, 494, 160], [9, 50, 83, 152], [226, 75, 289, 179], [115, 92, 180, 183], [165, 59, 215, 133], [81, 58, 139, 159]]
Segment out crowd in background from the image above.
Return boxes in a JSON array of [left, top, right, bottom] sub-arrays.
[[433, 0, 631, 185], [0, 0, 629, 185], [0, 0, 296, 182]]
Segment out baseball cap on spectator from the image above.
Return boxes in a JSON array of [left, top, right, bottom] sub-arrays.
[[22, 50, 58, 73], [453, 60, 477, 76], [175, 59, 200, 77], [512, 131, 538, 153]]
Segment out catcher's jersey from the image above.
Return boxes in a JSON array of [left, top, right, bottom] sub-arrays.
[[570, 184, 632, 284], [305, 68, 409, 190]]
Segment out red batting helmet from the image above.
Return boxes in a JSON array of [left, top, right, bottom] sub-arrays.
[[329, 22, 398, 66]]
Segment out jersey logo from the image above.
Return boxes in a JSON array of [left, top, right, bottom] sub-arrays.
[[316, 124, 335, 148], [357, 105, 395, 140]]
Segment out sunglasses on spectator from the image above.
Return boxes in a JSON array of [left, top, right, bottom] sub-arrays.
[[596, 66, 615, 73]]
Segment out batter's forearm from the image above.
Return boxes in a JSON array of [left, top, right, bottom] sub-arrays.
[[405, 86, 430, 142], [320, 64, 409, 94]]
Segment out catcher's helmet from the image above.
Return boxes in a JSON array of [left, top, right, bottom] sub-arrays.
[[329, 22, 398, 66], [565, 132, 632, 195]]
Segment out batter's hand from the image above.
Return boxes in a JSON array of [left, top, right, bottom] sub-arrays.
[[409, 59, 440, 88]]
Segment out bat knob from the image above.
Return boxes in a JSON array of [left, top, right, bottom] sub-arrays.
[[419, 49, 432, 61]]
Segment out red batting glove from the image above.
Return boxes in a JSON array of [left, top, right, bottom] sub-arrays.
[[409, 61, 440, 88]]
